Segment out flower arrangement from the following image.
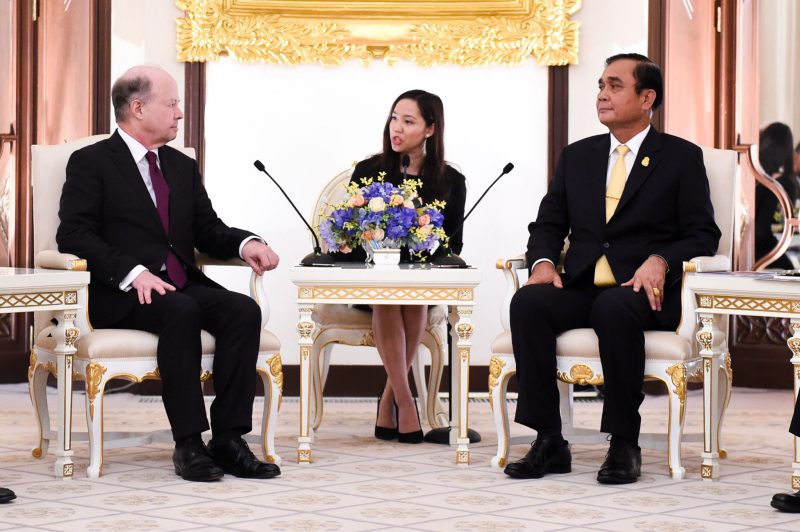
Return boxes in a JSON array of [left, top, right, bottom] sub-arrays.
[[318, 172, 448, 261]]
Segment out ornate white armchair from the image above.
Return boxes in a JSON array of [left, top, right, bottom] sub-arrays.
[[489, 146, 738, 479], [308, 167, 448, 430], [29, 135, 283, 477]]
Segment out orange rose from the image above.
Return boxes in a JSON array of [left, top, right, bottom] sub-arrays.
[[390, 194, 404, 206], [352, 195, 366, 207], [362, 230, 373, 241], [418, 214, 431, 227]]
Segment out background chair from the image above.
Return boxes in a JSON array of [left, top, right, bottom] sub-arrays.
[[488, 146, 738, 479], [307, 167, 449, 431], [29, 135, 283, 477]]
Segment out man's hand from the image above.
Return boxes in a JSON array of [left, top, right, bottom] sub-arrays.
[[242, 240, 279, 275], [621, 255, 668, 311], [524, 261, 563, 288], [131, 270, 175, 304]]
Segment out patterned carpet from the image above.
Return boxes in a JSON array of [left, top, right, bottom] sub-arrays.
[[1, 383, 800, 531]]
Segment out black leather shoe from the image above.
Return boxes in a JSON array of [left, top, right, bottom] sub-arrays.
[[375, 395, 398, 440], [503, 434, 572, 479], [0, 487, 16, 503], [208, 436, 281, 479], [771, 490, 800, 512], [173, 438, 224, 482], [597, 438, 641, 484]]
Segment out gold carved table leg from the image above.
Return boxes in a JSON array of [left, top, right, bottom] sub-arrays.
[[451, 304, 474, 465], [53, 309, 80, 479], [297, 305, 315, 464], [789, 320, 800, 490], [699, 313, 723, 480]]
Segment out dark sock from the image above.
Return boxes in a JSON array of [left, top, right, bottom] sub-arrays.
[[536, 429, 563, 442], [611, 434, 639, 448], [211, 429, 241, 444], [175, 433, 202, 448]]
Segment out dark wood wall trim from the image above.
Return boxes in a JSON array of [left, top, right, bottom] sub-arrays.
[[92, 0, 111, 135], [547, 66, 569, 181], [647, 0, 666, 132], [184, 62, 206, 173], [715, 0, 737, 149]]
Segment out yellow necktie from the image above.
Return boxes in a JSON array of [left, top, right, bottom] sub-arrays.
[[594, 144, 630, 287]]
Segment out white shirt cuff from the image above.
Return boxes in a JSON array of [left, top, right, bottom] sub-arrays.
[[120, 265, 148, 292], [532, 258, 555, 269]]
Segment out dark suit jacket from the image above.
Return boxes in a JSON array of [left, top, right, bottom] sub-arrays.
[[57, 131, 254, 327], [526, 127, 721, 327]]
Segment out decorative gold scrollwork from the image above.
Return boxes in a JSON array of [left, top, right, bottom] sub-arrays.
[[359, 330, 375, 346], [456, 323, 474, 340], [65, 327, 80, 348], [297, 321, 314, 338], [557, 364, 602, 386], [701, 464, 713, 479], [666, 363, 687, 421], [86, 361, 107, 419], [456, 450, 470, 464], [28, 352, 37, 382], [176, 0, 582, 67], [488, 356, 506, 398], [267, 353, 284, 392], [298, 449, 311, 463]]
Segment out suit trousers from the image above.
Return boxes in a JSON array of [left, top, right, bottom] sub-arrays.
[[111, 277, 262, 441], [509, 279, 672, 443], [791, 403, 800, 437]]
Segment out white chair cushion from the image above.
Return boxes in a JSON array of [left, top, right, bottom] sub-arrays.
[[490, 328, 693, 362], [35, 326, 280, 360], [312, 303, 447, 328]]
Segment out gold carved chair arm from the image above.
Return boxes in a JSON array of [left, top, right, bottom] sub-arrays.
[[35, 250, 87, 271], [683, 254, 731, 273], [496, 253, 527, 331]]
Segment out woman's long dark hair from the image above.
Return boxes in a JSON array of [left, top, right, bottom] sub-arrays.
[[760, 122, 797, 201], [379, 89, 448, 198]]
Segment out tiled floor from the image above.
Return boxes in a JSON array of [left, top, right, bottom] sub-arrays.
[[1, 383, 800, 530]]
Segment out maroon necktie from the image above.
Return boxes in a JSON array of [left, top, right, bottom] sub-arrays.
[[145, 151, 187, 288]]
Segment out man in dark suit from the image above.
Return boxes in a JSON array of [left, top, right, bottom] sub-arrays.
[[57, 66, 281, 482], [503, 54, 720, 484]]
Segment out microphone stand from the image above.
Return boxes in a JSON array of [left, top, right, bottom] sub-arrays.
[[432, 162, 515, 268], [253, 160, 335, 267]]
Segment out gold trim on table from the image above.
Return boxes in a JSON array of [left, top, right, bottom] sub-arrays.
[[176, 0, 581, 66], [696, 293, 800, 314], [0, 291, 78, 309], [298, 286, 474, 301]]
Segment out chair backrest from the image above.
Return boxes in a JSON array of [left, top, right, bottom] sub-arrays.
[[310, 166, 355, 253], [700, 146, 738, 263], [30, 135, 195, 333]]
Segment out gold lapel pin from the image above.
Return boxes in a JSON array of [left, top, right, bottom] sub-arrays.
[[641, 156, 650, 167]]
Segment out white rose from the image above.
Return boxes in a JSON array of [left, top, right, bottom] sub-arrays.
[[368, 197, 386, 212], [403, 199, 415, 209]]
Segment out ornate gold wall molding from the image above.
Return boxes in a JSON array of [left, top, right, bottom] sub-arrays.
[[176, 0, 580, 66]]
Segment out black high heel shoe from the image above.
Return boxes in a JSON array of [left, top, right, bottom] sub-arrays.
[[375, 395, 398, 440], [397, 398, 424, 444]]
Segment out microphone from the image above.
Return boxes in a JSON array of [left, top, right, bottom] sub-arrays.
[[253, 160, 335, 267], [401, 154, 410, 180], [432, 162, 515, 268]]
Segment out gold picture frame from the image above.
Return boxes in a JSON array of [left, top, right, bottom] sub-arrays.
[[176, 0, 581, 66]]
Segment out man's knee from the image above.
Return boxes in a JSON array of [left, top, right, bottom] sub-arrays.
[[158, 292, 202, 329], [590, 287, 649, 330], [225, 291, 262, 330], [510, 284, 557, 321]]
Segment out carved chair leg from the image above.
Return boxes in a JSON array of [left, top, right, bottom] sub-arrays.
[[258, 353, 282, 467], [411, 348, 430, 428], [28, 354, 51, 460], [84, 360, 109, 478], [489, 356, 514, 469], [423, 332, 448, 429], [557, 380, 574, 433], [312, 344, 332, 431]]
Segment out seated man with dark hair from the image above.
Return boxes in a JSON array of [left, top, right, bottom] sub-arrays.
[[503, 53, 720, 485]]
